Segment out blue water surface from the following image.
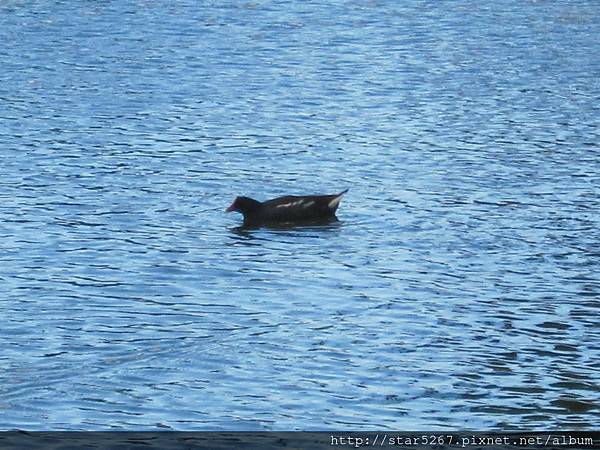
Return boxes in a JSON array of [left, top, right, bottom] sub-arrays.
[[1, 0, 599, 430]]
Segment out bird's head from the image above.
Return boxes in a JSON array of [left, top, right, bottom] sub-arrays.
[[225, 196, 261, 215]]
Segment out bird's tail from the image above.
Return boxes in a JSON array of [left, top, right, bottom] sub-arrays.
[[328, 189, 349, 209]]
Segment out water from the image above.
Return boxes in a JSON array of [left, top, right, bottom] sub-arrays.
[[1, 0, 599, 431]]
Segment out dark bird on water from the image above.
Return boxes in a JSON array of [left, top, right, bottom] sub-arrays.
[[226, 189, 348, 227]]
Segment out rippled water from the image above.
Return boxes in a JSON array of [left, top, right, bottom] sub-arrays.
[[1, 0, 599, 431]]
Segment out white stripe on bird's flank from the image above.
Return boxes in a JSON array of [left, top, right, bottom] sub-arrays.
[[276, 200, 304, 209], [302, 200, 315, 208]]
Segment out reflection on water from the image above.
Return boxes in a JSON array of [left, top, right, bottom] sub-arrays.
[[230, 219, 342, 234], [1, 0, 599, 431]]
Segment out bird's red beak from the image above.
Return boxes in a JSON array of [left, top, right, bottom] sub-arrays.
[[225, 203, 235, 212]]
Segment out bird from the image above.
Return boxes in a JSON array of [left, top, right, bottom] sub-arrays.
[[226, 189, 348, 227]]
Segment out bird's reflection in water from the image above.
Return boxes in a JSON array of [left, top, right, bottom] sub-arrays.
[[228, 218, 343, 245]]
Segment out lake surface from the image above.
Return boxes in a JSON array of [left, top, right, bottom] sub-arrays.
[[1, 0, 599, 431]]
